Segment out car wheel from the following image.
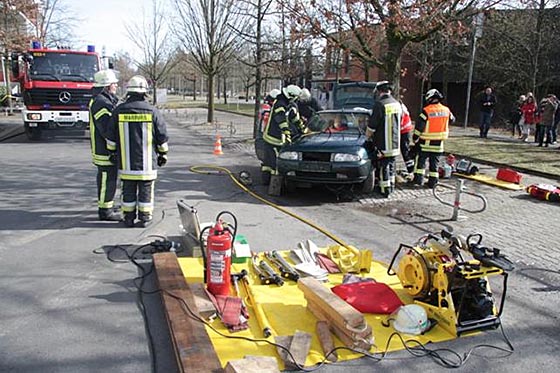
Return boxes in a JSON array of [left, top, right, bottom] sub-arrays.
[[361, 167, 375, 194], [261, 169, 271, 185], [24, 123, 42, 141]]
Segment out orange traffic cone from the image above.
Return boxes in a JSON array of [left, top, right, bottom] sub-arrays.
[[213, 135, 224, 155]]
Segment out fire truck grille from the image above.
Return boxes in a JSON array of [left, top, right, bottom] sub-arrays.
[[24, 88, 94, 107]]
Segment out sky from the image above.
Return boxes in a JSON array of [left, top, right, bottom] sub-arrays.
[[69, 0, 157, 59]]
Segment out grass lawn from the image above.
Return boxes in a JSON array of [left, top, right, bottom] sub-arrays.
[[161, 95, 255, 116], [446, 133, 560, 177]]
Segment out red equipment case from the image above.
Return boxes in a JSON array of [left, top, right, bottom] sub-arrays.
[[496, 168, 523, 184]]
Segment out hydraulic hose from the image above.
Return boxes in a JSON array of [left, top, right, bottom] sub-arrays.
[[189, 165, 351, 248]]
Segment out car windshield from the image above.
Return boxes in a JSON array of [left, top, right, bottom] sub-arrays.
[[308, 112, 370, 134], [28, 52, 98, 82]]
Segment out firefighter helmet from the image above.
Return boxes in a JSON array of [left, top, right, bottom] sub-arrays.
[[374, 80, 393, 93], [300, 88, 311, 101], [282, 85, 302, 100], [94, 69, 119, 87], [269, 89, 281, 99], [425, 88, 444, 102], [127, 75, 149, 94], [393, 304, 430, 335]]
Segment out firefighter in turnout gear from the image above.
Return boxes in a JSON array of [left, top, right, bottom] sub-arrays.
[[89, 69, 121, 221], [366, 81, 402, 197], [261, 84, 307, 185], [106, 75, 169, 228], [400, 101, 415, 174], [412, 89, 454, 188]]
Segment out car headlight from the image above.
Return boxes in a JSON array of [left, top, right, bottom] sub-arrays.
[[331, 153, 361, 162], [278, 151, 301, 161]]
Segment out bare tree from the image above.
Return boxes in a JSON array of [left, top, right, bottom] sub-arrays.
[[172, 0, 251, 124], [125, 0, 178, 104], [33, 0, 78, 48], [281, 0, 504, 92]]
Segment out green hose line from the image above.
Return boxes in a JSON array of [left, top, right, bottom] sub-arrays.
[[189, 165, 351, 248]]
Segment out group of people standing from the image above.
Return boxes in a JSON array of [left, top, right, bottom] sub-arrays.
[[261, 82, 454, 198], [366, 82, 454, 196], [510, 92, 559, 146], [89, 70, 169, 228]]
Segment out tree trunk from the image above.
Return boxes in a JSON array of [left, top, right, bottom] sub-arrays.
[[383, 31, 405, 95], [152, 82, 157, 105], [207, 74, 214, 124], [193, 78, 197, 101]]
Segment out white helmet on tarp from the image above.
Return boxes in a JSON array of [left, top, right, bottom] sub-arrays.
[[94, 69, 119, 87], [392, 305, 430, 335], [127, 75, 149, 94], [282, 84, 302, 100]]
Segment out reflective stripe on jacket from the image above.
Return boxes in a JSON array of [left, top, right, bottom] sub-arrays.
[[89, 89, 118, 166], [106, 95, 169, 181], [263, 95, 292, 146], [368, 93, 402, 157]]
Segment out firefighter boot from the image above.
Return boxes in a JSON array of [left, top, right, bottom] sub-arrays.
[[98, 208, 122, 221], [123, 213, 136, 228], [138, 214, 153, 228], [428, 177, 439, 189]]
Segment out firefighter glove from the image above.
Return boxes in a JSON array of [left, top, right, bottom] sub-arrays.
[[157, 153, 168, 167]]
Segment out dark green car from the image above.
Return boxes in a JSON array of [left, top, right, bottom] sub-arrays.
[[275, 108, 375, 193]]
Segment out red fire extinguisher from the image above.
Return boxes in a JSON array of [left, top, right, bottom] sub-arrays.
[[203, 212, 237, 296]]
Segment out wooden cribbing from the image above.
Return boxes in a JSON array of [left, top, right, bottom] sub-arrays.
[[297, 277, 365, 328], [153, 253, 222, 373], [306, 300, 373, 351], [316, 321, 338, 362]]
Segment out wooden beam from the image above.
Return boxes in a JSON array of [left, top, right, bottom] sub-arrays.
[[154, 252, 222, 373]]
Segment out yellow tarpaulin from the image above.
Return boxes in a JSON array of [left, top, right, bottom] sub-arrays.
[[455, 173, 525, 190], [178, 256, 458, 369]]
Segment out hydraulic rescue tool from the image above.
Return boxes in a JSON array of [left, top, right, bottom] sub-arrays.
[[250, 254, 284, 286], [265, 251, 300, 281], [387, 229, 514, 336]]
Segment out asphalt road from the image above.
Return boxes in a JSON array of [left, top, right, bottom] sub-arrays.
[[0, 109, 558, 372]]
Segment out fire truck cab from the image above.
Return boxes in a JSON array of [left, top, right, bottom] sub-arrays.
[[12, 41, 100, 140]]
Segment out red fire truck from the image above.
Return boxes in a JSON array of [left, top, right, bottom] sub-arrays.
[[11, 41, 100, 140]]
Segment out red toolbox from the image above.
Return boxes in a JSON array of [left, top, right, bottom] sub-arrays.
[[496, 168, 523, 184]]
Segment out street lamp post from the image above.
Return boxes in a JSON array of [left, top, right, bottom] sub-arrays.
[[464, 13, 484, 129]]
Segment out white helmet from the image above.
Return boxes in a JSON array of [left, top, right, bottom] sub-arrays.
[[269, 88, 281, 99], [127, 75, 149, 94], [282, 84, 302, 100], [392, 305, 430, 335], [94, 69, 119, 87], [425, 88, 443, 102], [300, 88, 311, 101]]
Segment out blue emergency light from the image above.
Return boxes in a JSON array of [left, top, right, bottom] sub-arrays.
[[87, 45, 95, 53], [31, 41, 42, 49]]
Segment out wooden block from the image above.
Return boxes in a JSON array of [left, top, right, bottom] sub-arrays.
[[274, 335, 292, 364], [224, 356, 280, 373], [316, 321, 338, 362], [153, 253, 222, 373], [268, 175, 283, 196], [298, 277, 364, 328], [306, 301, 373, 351], [189, 283, 217, 319], [306, 298, 372, 340], [288, 330, 312, 369]]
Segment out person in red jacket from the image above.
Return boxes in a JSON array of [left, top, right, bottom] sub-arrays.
[[400, 101, 415, 173], [520, 95, 538, 142]]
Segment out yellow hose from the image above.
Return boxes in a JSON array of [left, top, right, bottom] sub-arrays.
[[189, 165, 351, 248]]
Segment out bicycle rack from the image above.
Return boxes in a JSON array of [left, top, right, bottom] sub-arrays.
[[433, 178, 487, 221]]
